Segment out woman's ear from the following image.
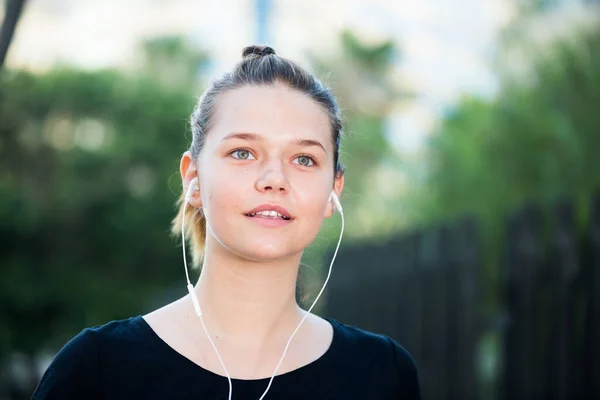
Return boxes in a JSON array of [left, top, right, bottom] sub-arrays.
[[180, 151, 202, 208], [324, 173, 344, 218]]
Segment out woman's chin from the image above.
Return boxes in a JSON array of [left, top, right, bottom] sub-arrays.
[[208, 228, 315, 263], [232, 242, 303, 263]]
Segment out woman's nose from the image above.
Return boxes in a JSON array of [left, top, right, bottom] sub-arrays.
[[255, 160, 290, 193]]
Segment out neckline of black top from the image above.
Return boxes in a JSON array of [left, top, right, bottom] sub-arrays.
[[131, 315, 344, 385]]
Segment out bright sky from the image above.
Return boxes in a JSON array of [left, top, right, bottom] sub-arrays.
[[4, 0, 515, 153]]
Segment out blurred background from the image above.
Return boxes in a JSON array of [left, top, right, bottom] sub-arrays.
[[1, 0, 599, 399]]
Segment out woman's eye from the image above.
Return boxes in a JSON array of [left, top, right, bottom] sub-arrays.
[[231, 149, 254, 160], [294, 155, 315, 167]]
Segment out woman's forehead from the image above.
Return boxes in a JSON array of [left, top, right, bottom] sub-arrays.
[[207, 84, 332, 146]]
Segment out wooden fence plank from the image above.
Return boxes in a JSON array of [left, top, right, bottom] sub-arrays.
[[451, 217, 480, 400], [549, 199, 579, 399], [418, 226, 447, 400], [502, 204, 544, 400], [585, 194, 600, 400]]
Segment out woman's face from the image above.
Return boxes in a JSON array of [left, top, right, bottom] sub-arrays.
[[191, 83, 343, 262]]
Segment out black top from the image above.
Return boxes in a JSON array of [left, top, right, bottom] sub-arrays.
[[32, 316, 420, 399]]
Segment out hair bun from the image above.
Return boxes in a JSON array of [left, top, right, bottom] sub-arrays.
[[242, 45, 276, 58]]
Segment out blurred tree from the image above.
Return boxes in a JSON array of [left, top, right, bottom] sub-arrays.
[[408, 13, 600, 313], [421, 13, 600, 222], [139, 36, 210, 88], [0, 37, 204, 396], [309, 30, 410, 239]]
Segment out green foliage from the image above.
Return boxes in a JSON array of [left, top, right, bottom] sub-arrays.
[[0, 66, 195, 359], [140, 36, 210, 88], [409, 21, 600, 312], [421, 23, 600, 223], [340, 31, 396, 73]]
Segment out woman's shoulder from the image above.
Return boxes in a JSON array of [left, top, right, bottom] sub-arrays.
[[327, 318, 421, 396], [57, 315, 147, 356], [56, 315, 149, 355], [51, 316, 144, 359], [32, 315, 146, 399], [328, 318, 413, 358], [87, 315, 148, 343]]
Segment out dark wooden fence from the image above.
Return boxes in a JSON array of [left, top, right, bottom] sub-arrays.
[[324, 195, 600, 400]]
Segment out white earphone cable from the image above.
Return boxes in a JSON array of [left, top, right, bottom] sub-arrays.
[[183, 188, 233, 400], [257, 199, 343, 400]]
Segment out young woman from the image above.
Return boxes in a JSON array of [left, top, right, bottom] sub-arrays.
[[33, 45, 421, 399]]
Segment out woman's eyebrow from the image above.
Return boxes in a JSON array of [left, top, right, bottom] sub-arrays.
[[295, 139, 326, 153], [222, 132, 261, 142], [222, 132, 326, 153]]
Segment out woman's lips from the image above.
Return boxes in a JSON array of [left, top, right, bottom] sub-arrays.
[[244, 204, 292, 219], [244, 213, 293, 227]]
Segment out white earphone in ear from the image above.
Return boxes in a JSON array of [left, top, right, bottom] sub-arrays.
[[330, 191, 343, 213], [185, 177, 199, 202]]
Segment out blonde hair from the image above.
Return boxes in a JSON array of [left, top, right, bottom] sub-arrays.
[[170, 191, 206, 268], [170, 45, 345, 268]]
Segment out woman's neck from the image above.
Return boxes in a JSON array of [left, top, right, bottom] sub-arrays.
[[192, 243, 306, 346]]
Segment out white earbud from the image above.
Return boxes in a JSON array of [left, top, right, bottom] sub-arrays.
[[329, 191, 343, 213], [185, 177, 199, 203]]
